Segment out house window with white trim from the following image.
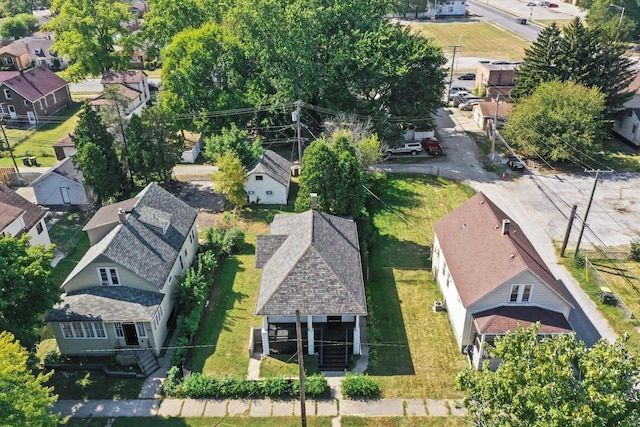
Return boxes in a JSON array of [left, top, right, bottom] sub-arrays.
[[61, 322, 74, 338], [60, 322, 108, 339], [509, 284, 533, 303], [152, 305, 164, 330], [36, 222, 43, 234], [184, 248, 188, 258], [179, 255, 184, 270], [114, 322, 124, 338], [3, 89, 11, 100], [266, 190, 273, 195], [98, 267, 120, 286], [135, 322, 147, 337], [72, 322, 85, 337]]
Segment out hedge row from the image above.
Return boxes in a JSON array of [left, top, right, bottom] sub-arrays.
[[164, 368, 331, 399]]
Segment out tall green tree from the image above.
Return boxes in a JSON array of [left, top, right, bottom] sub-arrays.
[[513, 18, 634, 113], [295, 137, 364, 218], [503, 80, 607, 162], [0, 331, 60, 427], [161, 22, 250, 134], [72, 103, 124, 203], [0, 235, 56, 350], [0, 0, 30, 17], [585, 0, 640, 42], [204, 123, 263, 168], [212, 149, 248, 209], [457, 324, 640, 427], [43, 0, 137, 81], [125, 106, 184, 185]]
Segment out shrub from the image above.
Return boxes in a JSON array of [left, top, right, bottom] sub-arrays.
[[182, 373, 217, 398], [572, 251, 585, 268], [222, 226, 245, 255], [163, 366, 183, 396], [293, 373, 330, 398], [260, 376, 292, 398], [630, 238, 640, 261], [342, 372, 381, 399]]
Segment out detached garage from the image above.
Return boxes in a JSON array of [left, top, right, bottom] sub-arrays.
[[30, 157, 94, 207]]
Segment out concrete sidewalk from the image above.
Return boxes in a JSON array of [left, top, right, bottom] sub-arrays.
[[52, 397, 465, 418]]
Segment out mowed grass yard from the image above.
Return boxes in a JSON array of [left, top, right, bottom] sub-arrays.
[[188, 174, 475, 398], [406, 21, 530, 62], [0, 102, 81, 167]]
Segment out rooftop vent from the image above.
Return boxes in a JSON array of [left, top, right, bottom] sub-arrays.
[[118, 208, 127, 225]]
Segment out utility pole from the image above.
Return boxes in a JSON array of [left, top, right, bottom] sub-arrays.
[[560, 204, 577, 257], [295, 310, 307, 427], [294, 100, 303, 167], [447, 44, 461, 101], [574, 170, 614, 258], [0, 119, 19, 177]]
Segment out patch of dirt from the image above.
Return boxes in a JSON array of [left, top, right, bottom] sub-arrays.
[[165, 180, 227, 229]]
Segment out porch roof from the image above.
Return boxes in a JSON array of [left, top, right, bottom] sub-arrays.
[[473, 306, 572, 335]]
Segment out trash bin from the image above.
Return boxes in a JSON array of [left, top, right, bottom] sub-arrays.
[[22, 157, 30, 166], [29, 157, 37, 166]]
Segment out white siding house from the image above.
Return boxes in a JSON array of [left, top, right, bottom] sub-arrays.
[[612, 108, 640, 148], [245, 150, 292, 205], [432, 192, 574, 369], [0, 183, 51, 248], [30, 157, 94, 206]]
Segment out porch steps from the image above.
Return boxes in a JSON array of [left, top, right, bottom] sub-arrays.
[[320, 343, 349, 370], [135, 350, 160, 377]]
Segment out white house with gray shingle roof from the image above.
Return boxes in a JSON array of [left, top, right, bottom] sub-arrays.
[[432, 192, 574, 369], [30, 156, 94, 206], [46, 183, 198, 357], [245, 150, 291, 205], [255, 208, 366, 367]]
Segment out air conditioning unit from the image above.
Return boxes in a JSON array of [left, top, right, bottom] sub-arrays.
[[433, 301, 446, 312]]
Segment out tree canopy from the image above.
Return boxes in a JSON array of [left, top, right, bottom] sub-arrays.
[[0, 331, 60, 427], [204, 123, 263, 168], [457, 324, 640, 427], [503, 80, 607, 163], [212, 150, 248, 209], [512, 18, 634, 114], [0, 13, 38, 39], [0, 235, 57, 350], [584, 0, 640, 42], [72, 103, 125, 202], [0, 0, 31, 17], [295, 136, 364, 218], [44, 0, 137, 81]]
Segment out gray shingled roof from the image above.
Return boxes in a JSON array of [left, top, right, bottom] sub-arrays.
[[46, 286, 163, 322], [63, 183, 197, 290], [30, 157, 83, 187], [247, 150, 292, 187], [255, 210, 366, 316]]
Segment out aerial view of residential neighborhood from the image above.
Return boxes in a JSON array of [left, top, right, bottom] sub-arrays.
[[1, 0, 640, 426]]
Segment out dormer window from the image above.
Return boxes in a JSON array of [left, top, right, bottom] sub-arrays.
[[98, 267, 120, 286], [509, 284, 533, 303]]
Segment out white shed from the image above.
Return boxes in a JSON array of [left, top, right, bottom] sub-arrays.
[[245, 150, 292, 205], [30, 157, 94, 206]]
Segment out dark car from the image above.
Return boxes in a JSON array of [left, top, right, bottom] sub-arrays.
[[547, 3, 558, 7], [425, 142, 445, 156], [458, 73, 476, 80], [148, 81, 160, 91], [516, 18, 527, 24], [507, 156, 525, 170]]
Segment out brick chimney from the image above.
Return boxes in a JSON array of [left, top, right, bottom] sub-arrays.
[[310, 193, 317, 210]]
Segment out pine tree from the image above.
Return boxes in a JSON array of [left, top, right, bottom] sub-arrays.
[[72, 103, 125, 203]]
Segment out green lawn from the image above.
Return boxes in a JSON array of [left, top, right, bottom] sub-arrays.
[[341, 417, 469, 427], [561, 253, 640, 354], [112, 418, 332, 427], [0, 102, 81, 167], [45, 369, 144, 400], [259, 355, 320, 378], [590, 257, 640, 320], [365, 174, 474, 398], [407, 22, 530, 62]]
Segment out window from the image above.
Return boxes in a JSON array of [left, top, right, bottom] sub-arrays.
[[266, 190, 273, 195], [60, 322, 107, 339], [179, 255, 184, 270], [255, 175, 263, 181], [153, 305, 164, 330], [633, 125, 637, 134], [184, 248, 188, 258], [136, 322, 147, 337], [23, 100, 29, 106], [3, 89, 11, 100], [36, 222, 43, 234], [0, 104, 5, 114], [97, 267, 120, 286], [189, 228, 194, 243], [114, 322, 124, 338], [510, 284, 533, 303]]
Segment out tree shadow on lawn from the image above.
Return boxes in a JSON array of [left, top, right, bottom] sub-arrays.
[[368, 173, 449, 212], [186, 245, 253, 373]]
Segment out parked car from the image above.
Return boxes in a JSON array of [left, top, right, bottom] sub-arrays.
[[459, 99, 481, 111], [449, 90, 468, 101], [453, 95, 481, 107], [526, 2, 536, 6], [507, 156, 525, 170], [384, 142, 424, 156], [458, 73, 475, 80], [516, 17, 527, 24], [449, 86, 466, 93], [538, 1, 550, 6], [547, 2, 558, 7], [148, 81, 160, 91], [425, 141, 445, 155]]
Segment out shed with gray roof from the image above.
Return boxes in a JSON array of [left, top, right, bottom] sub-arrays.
[[30, 156, 94, 206], [245, 150, 292, 205]]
